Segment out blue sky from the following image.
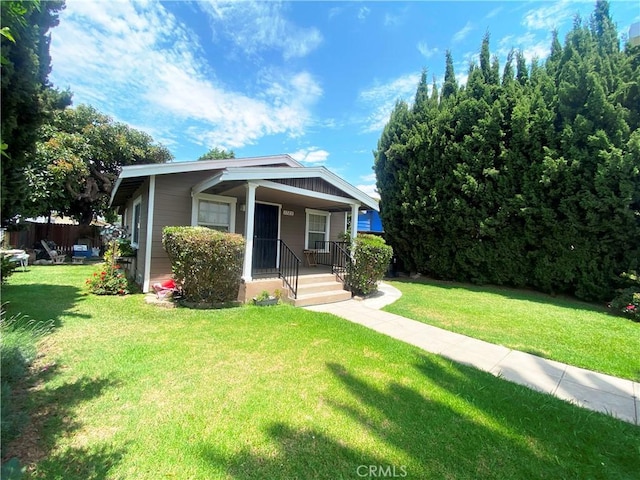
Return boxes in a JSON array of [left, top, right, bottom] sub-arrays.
[[49, 1, 639, 198]]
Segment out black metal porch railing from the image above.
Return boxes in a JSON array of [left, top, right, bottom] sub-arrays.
[[252, 238, 300, 299], [314, 240, 352, 284], [279, 240, 300, 299]]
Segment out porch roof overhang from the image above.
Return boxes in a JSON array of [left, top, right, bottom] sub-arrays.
[[109, 155, 302, 208], [192, 166, 379, 211]]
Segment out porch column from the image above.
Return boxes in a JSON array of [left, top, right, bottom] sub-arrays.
[[350, 203, 359, 242], [242, 182, 257, 281], [350, 203, 359, 260]]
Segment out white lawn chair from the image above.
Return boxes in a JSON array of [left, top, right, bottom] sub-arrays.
[[40, 240, 66, 264]]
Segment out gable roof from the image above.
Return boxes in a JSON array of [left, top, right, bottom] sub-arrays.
[[110, 154, 302, 207], [192, 166, 378, 210], [110, 154, 378, 211]]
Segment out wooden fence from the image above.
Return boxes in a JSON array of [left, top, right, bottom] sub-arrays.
[[2, 223, 103, 256]]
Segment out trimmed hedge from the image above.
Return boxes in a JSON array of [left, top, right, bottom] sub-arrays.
[[347, 234, 393, 296], [162, 226, 245, 304]]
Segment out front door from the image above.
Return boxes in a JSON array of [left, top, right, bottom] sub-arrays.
[[253, 203, 279, 270]]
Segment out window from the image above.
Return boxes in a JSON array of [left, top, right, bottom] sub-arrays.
[[305, 209, 331, 251], [131, 196, 142, 247], [198, 200, 230, 231], [192, 193, 236, 232]]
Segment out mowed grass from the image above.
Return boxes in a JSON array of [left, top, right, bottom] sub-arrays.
[[384, 278, 640, 381], [1, 266, 639, 479]]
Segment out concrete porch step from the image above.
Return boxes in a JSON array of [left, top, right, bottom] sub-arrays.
[[296, 280, 346, 295], [297, 272, 339, 285], [292, 289, 352, 307]]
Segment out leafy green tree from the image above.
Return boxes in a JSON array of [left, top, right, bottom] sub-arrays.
[[28, 105, 174, 224], [1, 0, 69, 225], [197, 147, 235, 160]]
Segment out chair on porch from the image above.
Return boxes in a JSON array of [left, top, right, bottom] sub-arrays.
[[40, 240, 66, 264]]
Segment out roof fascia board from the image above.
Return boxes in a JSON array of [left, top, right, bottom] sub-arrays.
[[191, 171, 225, 196], [256, 180, 361, 208], [118, 154, 302, 179], [223, 167, 378, 210], [109, 177, 123, 206]]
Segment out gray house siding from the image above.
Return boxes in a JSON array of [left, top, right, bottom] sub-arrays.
[[122, 170, 353, 289]]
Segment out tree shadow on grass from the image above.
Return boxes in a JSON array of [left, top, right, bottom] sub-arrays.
[[199, 424, 392, 480], [1, 283, 88, 330], [3, 365, 125, 479], [327, 357, 639, 478], [389, 277, 610, 315], [206, 357, 637, 479], [194, 354, 638, 479]]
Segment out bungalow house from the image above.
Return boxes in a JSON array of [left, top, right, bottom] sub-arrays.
[[109, 154, 379, 306]]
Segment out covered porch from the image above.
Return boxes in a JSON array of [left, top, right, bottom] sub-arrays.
[[191, 167, 376, 304]]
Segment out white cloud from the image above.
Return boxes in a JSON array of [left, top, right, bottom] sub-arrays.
[[452, 21, 474, 43], [328, 6, 343, 20], [361, 173, 377, 182], [522, 0, 576, 31], [49, 0, 322, 152], [198, 0, 323, 60], [289, 147, 330, 165], [485, 6, 503, 19], [417, 41, 439, 59], [496, 32, 550, 66], [356, 184, 380, 200], [358, 6, 370, 21], [358, 73, 420, 133], [384, 13, 401, 27]]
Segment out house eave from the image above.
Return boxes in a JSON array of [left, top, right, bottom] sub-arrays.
[[193, 166, 379, 210], [110, 154, 303, 207]]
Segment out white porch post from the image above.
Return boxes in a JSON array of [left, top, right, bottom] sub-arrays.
[[350, 203, 359, 242], [242, 182, 257, 281], [350, 203, 359, 259]]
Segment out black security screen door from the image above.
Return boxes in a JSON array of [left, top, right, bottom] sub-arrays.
[[253, 203, 278, 270]]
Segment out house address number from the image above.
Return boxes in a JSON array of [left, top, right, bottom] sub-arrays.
[[282, 210, 294, 216]]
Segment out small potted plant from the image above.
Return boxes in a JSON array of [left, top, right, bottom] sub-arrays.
[[253, 290, 279, 306]]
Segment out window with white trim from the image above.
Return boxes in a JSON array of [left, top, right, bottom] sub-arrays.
[[305, 209, 331, 251], [192, 193, 236, 232], [131, 196, 142, 247]]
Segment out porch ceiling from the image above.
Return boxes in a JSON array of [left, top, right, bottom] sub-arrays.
[[203, 182, 357, 212]]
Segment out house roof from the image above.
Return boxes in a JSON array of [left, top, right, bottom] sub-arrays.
[[109, 154, 301, 207], [110, 154, 379, 210], [192, 167, 378, 210]]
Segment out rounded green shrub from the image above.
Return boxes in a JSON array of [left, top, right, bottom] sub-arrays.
[[162, 226, 245, 304], [347, 234, 394, 296]]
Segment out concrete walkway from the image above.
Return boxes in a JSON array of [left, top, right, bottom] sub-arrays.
[[306, 282, 639, 425]]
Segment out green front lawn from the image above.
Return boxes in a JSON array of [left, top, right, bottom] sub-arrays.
[[384, 278, 640, 381], [1, 266, 639, 479]]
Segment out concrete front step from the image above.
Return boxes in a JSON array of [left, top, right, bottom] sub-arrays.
[[296, 280, 347, 295], [292, 289, 352, 307], [297, 272, 339, 285]]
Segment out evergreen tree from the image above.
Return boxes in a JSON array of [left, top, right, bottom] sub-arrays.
[[442, 50, 458, 100], [374, 0, 639, 301]]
